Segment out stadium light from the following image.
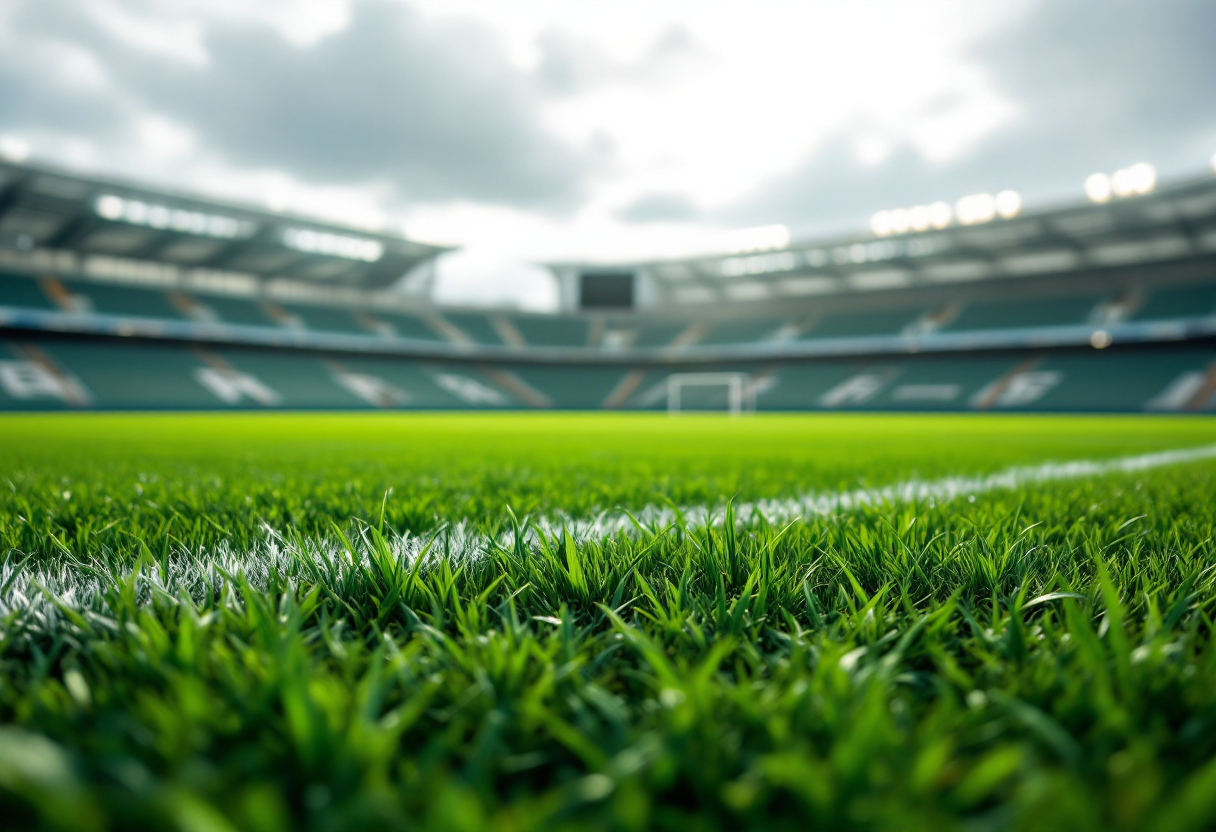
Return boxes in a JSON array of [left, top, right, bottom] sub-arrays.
[[723, 225, 790, 254], [1084, 173, 1113, 203], [1111, 168, 1136, 198], [995, 190, 1022, 219], [955, 193, 996, 226], [927, 201, 952, 229], [95, 194, 257, 239], [1128, 162, 1156, 194], [1085, 163, 1155, 203], [720, 251, 798, 277], [282, 227, 385, 262], [872, 191, 1015, 237], [0, 135, 30, 162]]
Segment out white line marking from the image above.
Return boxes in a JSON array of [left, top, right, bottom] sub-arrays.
[[548, 442, 1216, 538], [5, 443, 1216, 621]]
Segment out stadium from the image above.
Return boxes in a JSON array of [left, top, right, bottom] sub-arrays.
[[4, 2, 1216, 831], [2, 158, 1216, 413]]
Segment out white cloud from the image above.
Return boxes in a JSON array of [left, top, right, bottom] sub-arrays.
[[136, 115, 195, 161], [258, 0, 352, 47], [88, 0, 210, 67], [5, 0, 1211, 311]]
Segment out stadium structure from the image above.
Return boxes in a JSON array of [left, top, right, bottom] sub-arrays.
[[1, 157, 1215, 413]]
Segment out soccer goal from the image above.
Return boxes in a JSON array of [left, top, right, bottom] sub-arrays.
[[666, 372, 756, 415]]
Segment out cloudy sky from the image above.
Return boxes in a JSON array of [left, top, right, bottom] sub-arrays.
[[1, 0, 1214, 308]]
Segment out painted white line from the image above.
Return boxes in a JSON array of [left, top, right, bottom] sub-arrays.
[[5, 443, 1216, 620], [547, 442, 1216, 538]]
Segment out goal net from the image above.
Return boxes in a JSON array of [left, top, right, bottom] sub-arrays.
[[666, 372, 756, 415]]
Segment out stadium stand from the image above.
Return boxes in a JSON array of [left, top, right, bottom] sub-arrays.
[[2, 335, 1213, 412], [0, 272, 54, 310], [188, 295, 278, 328], [374, 311, 447, 342], [804, 308, 922, 339], [510, 315, 588, 347], [278, 303, 367, 335], [698, 320, 784, 345], [508, 366, 638, 409], [34, 340, 216, 409], [442, 312, 504, 346], [630, 323, 690, 348], [1132, 283, 1216, 321], [3, 157, 1216, 412], [71, 282, 186, 320], [941, 293, 1106, 332]]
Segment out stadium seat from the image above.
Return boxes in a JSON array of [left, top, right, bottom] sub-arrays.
[[756, 363, 874, 409], [40, 340, 223, 409], [1133, 284, 1216, 322], [208, 350, 369, 408], [69, 281, 186, 320], [697, 320, 784, 345], [443, 313, 504, 345], [335, 358, 468, 408], [1031, 350, 1216, 412], [509, 316, 589, 347], [942, 294, 1104, 331], [375, 312, 449, 342], [870, 356, 1025, 410], [803, 308, 923, 339], [508, 366, 641, 408], [0, 273, 56, 310], [195, 295, 280, 328], [278, 303, 368, 335], [631, 322, 693, 347]]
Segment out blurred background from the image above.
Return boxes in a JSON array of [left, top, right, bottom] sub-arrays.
[[1, 0, 1215, 413]]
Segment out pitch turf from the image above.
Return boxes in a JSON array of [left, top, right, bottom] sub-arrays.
[[3, 413, 1216, 831]]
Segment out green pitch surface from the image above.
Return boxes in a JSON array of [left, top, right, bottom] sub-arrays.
[[3, 413, 1216, 831]]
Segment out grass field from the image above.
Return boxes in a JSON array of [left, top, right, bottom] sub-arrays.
[[3, 413, 1216, 831]]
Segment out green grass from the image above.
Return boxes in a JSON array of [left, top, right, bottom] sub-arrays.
[[3, 413, 1216, 831]]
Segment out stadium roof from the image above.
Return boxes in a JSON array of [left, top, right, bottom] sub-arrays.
[[550, 174, 1216, 306], [0, 160, 450, 289]]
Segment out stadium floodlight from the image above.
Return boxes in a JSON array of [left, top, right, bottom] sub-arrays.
[[1127, 162, 1156, 195], [723, 225, 790, 254], [995, 190, 1022, 219], [719, 251, 798, 277], [1111, 168, 1136, 198], [955, 193, 996, 226], [94, 194, 257, 239], [873, 190, 1016, 237], [282, 228, 385, 262], [0, 135, 30, 162], [928, 201, 952, 229], [1085, 164, 1155, 203], [1084, 173, 1113, 203]]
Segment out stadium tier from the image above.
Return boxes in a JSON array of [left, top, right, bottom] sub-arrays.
[[2, 158, 1216, 411], [2, 335, 1214, 412]]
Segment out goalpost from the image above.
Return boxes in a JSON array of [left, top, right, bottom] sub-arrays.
[[666, 372, 756, 415]]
